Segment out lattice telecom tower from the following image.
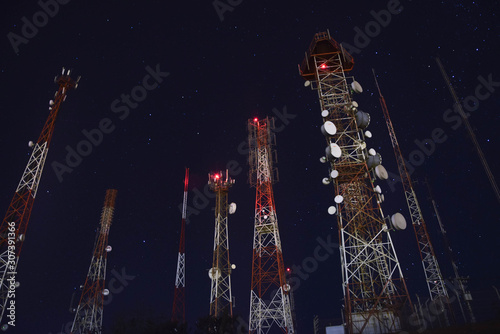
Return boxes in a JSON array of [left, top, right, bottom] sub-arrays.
[[372, 70, 451, 326], [299, 31, 412, 333], [248, 117, 294, 334], [208, 170, 235, 317], [172, 168, 189, 324], [71, 189, 117, 334], [0, 68, 79, 325]]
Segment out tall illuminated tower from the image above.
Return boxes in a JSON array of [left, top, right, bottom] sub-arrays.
[[208, 170, 235, 317], [372, 70, 451, 326], [299, 31, 412, 333], [248, 117, 294, 334], [0, 68, 79, 324], [172, 168, 189, 324], [71, 189, 117, 334]]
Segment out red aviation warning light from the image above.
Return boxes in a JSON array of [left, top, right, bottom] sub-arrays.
[[254, 117, 258, 122], [320, 63, 326, 69]]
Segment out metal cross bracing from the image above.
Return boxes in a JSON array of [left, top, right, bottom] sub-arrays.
[[71, 189, 117, 334], [248, 117, 294, 334], [172, 168, 189, 324], [208, 170, 234, 318], [0, 68, 79, 325], [300, 31, 412, 334], [372, 70, 451, 326]]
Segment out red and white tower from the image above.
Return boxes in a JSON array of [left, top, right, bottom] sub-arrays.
[[172, 168, 189, 324], [71, 189, 117, 334], [0, 68, 79, 324], [248, 117, 294, 334], [208, 170, 235, 317], [299, 31, 412, 333]]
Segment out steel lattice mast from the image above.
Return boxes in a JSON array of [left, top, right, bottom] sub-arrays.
[[299, 31, 411, 333], [248, 117, 294, 334], [71, 189, 117, 334], [172, 168, 189, 323], [0, 68, 79, 324], [208, 170, 234, 317], [372, 70, 451, 325]]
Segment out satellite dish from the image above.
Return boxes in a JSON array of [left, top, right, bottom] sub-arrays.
[[106, 245, 112, 252], [327, 206, 337, 215], [49, 100, 54, 106], [17, 234, 24, 242], [355, 111, 371, 129], [102, 289, 110, 296], [367, 153, 382, 169], [351, 81, 363, 93], [319, 156, 327, 163], [330, 170, 339, 179], [379, 194, 385, 203], [304, 80, 311, 87], [375, 165, 389, 180], [391, 213, 407, 231], [334, 195, 344, 204], [208, 267, 221, 280], [368, 148, 376, 156], [351, 101, 359, 108], [231, 264, 236, 270], [326, 143, 342, 159], [321, 121, 337, 136], [321, 110, 329, 117], [263, 215, 268, 220], [283, 284, 291, 292], [374, 185, 382, 193], [229, 202, 237, 214], [364, 130, 372, 138], [322, 177, 331, 185], [28, 141, 34, 148]]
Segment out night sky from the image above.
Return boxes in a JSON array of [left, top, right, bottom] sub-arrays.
[[1, 0, 499, 333]]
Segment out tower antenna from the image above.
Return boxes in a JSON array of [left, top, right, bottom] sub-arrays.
[[299, 32, 412, 333], [0, 68, 79, 324], [71, 189, 117, 334], [248, 117, 294, 333], [208, 170, 235, 317], [172, 168, 189, 324], [372, 68, 452, 326]]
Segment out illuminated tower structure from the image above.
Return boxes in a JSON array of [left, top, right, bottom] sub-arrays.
[[71, 189, 117, 334], [372, 70, 451, 326], [299, 31, 412, 333], [0, 68, 79, 324], [208, 170, 235, 317], [172, 168, 189, 324], [248, 117, 294, 334]]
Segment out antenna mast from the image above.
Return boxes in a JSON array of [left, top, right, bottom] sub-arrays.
[[0, 68, 79, 324], [172, 168, 189, 324], [248, 117, 294, 334], [208, 170, 234, 317], [71, 189, 117, 334], [435, 57, 500, 204], [372, 69, 451, 326], [299, 32, 412, 333]]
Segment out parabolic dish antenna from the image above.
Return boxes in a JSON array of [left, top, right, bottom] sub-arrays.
[[334, 195, 344, 204], [351, 101, 359, 108], [351, 81, 363, 93], [304, 80, 311, 87], [102, 289, 110, 296], [322, 177, 331, 185], [374, 185, 382, 194], [364, 130, 372, 138], [391, 213, 407, 231], [375, 165, 389, 180], [319, 156, 326, 163], [326, 143, 342, 158], [327, 206, 337, 215], [367, 153, 382, 169], [355, 111, 371, 129], [321, 110, 329, 117], [330, 170, 339, 179], [321, 121, 337, 136], [105, 245, 112, 252], [231, 264, 236, 270], [229, 202, 237, 214], [28, 141, 34, 148], [208, 267, 221, 280], [368, 148, 376, 156]]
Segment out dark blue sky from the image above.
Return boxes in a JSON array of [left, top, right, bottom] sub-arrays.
[[0, 0, 499, 333]]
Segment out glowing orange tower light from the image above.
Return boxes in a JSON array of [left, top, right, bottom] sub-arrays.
[[71, 189, 117, 334], [172, 168, 189, 324], [0, 68, 79, 325], [299, 31, 412, 333], [248, 117, 294, 334]]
